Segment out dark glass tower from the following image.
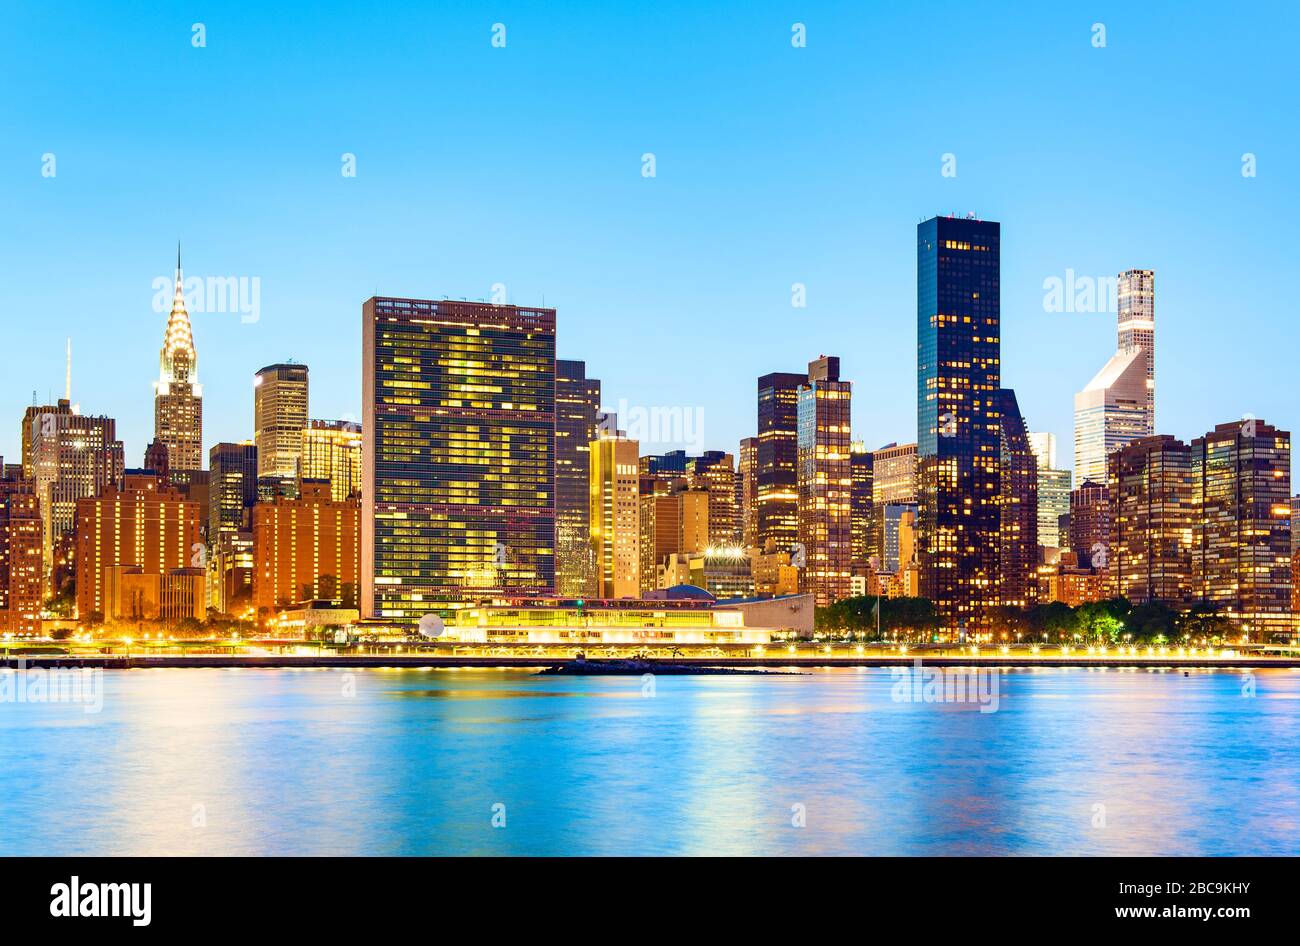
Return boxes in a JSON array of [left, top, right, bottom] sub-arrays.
[[756, 372, 806, 554], [993, 388, 1038, 609], [555, 359, 601, 597], [917, 216, 1002, 632], [362, 298, 556, 620]]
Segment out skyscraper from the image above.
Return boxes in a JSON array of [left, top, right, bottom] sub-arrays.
[[687, 451, 739, 548], [361, 298, 556, 619], [254, 363, 309, 478], [917, 215, 1002, 631], [0, 473, 43, 635], [252, 480, 361, 610], [1191, 419, 1292, 639], [1028, 432, 1072, 549], [300, 419, 363, 501], [850, 442, 873, 567], [755, 372, 805, 554], [29, 402, 124, 593], [590, 430, 640, 598], [153, 247, 204, 472], [75, 472, 202, 621], [1108, 435, 1194, 606], [1069, 479, 1110, 568], [994, 388, 1038, 608], [208, 441, 259, 543], [555, 359, 601, 597], [738, 437, 758, 549], [1074, 269, 1155, 484], [797, 355, 852, 606]]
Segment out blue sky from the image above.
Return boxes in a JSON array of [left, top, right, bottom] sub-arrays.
[[1, 1, 1296, 473]]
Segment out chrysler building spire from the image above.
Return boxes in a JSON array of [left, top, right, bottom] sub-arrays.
[[153, 243, 203, 471]]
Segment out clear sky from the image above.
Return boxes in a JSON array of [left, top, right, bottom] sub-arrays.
[[1, 1, 1296, 474]]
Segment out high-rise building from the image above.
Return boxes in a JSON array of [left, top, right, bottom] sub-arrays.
[[362, 298, 556, 619], [75, 472, 202, 620], [254, 363, 309, 479], [1191, 419, 1292, 639], [638, 478, 708, 592], [29, 401, 125, 593], [590, 431, 640, 598], [850, 442, 873, 566], [797, 355, 852, 606], [1108, 435, 1194, 606], [1069, 479, 1110, 568], [755, 372, 805, 554], [209, 442, 259, 543], [153, 247, 204, 472], [738, 437, 758, 549], [993, 388, 1038, 608], [1074, 269, 1156, 484], [252, 480, 361, 610], [301, 420, 363, 502], [871, 442, 918, 505], [555, 359, 601, 598], [687, 451, 739, 548], [0, 473, 43, 635], [917, 215, 1002, 631], [1028, 432, 1072, 549]]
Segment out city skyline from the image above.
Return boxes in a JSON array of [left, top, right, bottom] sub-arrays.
[[3, 4, 1296, 473]]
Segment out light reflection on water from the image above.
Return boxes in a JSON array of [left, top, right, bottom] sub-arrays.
[[1, 666, 1298, 856]]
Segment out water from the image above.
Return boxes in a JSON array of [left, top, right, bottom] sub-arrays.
[[2, 666, 1298, 855]]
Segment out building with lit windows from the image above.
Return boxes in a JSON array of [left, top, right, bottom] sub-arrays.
[[254, 363, 309, 479], [1069, 479, 1110, 567], [361, 298, 556, 619], [738, 437, 758, 549], [209, 441, 258, 543], [74, 472, 201, 620], [994, 388, 1038, 607], [1108, 436, 1194, 606], [0, 474, 43, 635], [301, 419, 363, 501], [153, 248, 204, 472], [1074, 269, 1156, 485], [687, 451, 739, 548], [638, 479, 709, 593], [755, 372, 805, 555], [253, 480, 361, 611], [1028, 432, 1072, 549], [797, 355, 852, 606], [850, 442, 873, 566], [555, 359, 601, 598], [30, 401, 124, 593], [916, 215, 1003, 631], [1191, 419, 1292, 639], [589, 430, 640, 598]]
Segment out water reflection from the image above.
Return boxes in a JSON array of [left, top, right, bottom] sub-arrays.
[[1, 667, 1298, 855]]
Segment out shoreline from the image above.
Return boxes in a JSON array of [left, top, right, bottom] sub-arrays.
[[3, 654, 1297, 670]]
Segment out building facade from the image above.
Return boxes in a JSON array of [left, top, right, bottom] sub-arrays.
[[301, 419, 363, 501], [755, 372, 805, 555], [153, 249, 204, 472], [29, 402, 124, 593], [917, 216, 1003, 631], [252, 480, 361, 611], [361, 298, 556, 618], [1108, 436, 1194, 606], [555, 359, 601, 598], [74, 472, 201, 620], [0, 475, 43, 634], [254, 363, 309, 479], [796, 356, 852, 606], [994, 388, 1038, 608], [1191, 419, 1292, 639], [1074, 269, 1155, 485], [590, 431, 640, 598]]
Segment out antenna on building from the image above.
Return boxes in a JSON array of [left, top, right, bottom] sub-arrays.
[[65, 337, 72, 402]]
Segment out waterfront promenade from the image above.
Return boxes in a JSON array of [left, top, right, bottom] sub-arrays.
[[4, 646, 1299, 670]]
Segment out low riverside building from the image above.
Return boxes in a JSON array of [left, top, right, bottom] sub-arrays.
[[438, 592, 814, 646]]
